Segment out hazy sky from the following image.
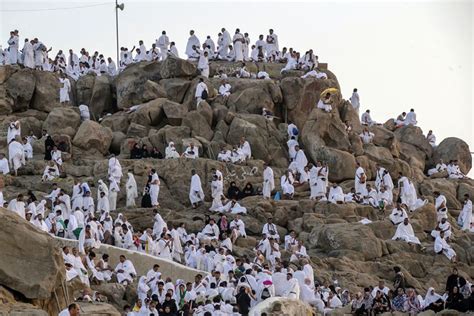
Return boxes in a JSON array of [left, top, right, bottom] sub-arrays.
[[1, 0, 473, 169]]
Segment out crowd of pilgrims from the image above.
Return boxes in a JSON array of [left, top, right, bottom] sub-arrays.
[[1, 28, 326, 83], [2, 28, 474, 316]]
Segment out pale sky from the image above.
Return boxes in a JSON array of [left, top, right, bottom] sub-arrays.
[[1, 0, 473, 171]]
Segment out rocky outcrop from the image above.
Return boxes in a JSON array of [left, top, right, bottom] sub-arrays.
[[43, 107, 81, 138], [76, 73, 114, 118], [432, 137, 472, 175], [72, 120, 113, 155]]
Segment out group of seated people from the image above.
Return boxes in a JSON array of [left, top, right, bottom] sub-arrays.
[[427, 159, 468, 179]]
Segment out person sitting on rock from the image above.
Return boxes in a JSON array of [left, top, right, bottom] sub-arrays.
[[42, 160, 60, 182], [280, 170, 295, 199], [395, 112, 406, 127], [218, 79, 231, 98], [328, 183, 345, 204], [344, 187, 362, 204], [182, 142, 199, 159], [165, 142, 180, 159], [427, 159, 447, 176], [114, 255, 137, 286], [430, 217, 452, 240], [392, 218, 421, 245], [359, 127, 375, 144], [434, 230, 457, 263], [389, 203, 408, 225], [447, 160, 467, 179], [317, 92, 333, 112], [361, 109, 376, 126]]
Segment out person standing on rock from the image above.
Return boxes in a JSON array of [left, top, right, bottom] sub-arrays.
[[149, 168, 160, 207], [350, 88, 360, 114], [262, 163, 275, 199], [7, 121, 21, 144], [8, 138, 26, 176], [195, 77, 208, 106], [157, 31, 170, 60], [189, 169, 204, 208], [7, 30, 19, 64], [126, 171, 138, 207], [266, 29, 279, 61], [22, 38, 35, 69], [108, 177, 120, 212], [355, 162, 368, 196], [233, 29, 245, 62], [59, 72, 71, 103], [185, 30, 200, 59], [108, 155, 123, 184], [197, 50, 209, 78]]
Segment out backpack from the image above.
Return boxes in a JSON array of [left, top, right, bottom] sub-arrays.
[[274, 191, 281, 201], [261, 288, 271, 300], [292, 127, 299, 136], [201, 89, 208, 100]]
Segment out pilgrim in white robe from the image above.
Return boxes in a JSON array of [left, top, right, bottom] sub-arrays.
[[189, 174, 205, 205], [317, 99, 332, 112], [7, 199, 25, 219], [22, 41, 35, 68], [233, 33, 244, 61], [230, 219, 246, 239], [392, 222, 421, 244], [59, 78, 71, 103], [435, 194, 448, 222], [165, 142, 180, 159], [149, 172, 160, 206], [287, 138, 298, 160], [328, 186, 345, 204], [359, 131, 374, 144], [7, 35, 19, 64], [218, 83, 232, 97], [355, 166, 367, 196], [115, 259, 137, 284], [183, 146, 199, 159], [7, 122, 21, 144], [428, 162, 447, 176], [290, 149, 308, 176], [51, 149, 63, 166], [458, 199, 473, 231], [8, 140, 26, 172], [186, 34, 200, 58], [427, 133, 436, 147], [23, 141, 33, 159], [42, 164, 59, 181], [126, 172, 138, 207], [0, 157, 10, 175], [79, 104, 91, 121], [350, 91, 360, 113], [153, 212, 167, 237], [239, 141, 251, 160], [263, 166, 275, 199], [389, 207, 408, 225], [434, 236, 456, 260], [108, 178, 120, 212], [108, 157, 123, 184], [405, 111, 417, 126], [197, 52, 209, 77], [285, 277, 300, 300], [209, 179, 224, 211], [281, 174, 295, 196], [431, 221, 452, 239]]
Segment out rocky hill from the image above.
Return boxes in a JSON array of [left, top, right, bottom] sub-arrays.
[[0, 57, 473, 314]]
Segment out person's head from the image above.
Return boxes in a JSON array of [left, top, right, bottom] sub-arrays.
[[68, 303, 80, 316], [393, 266, 401, 273], [190, 30, 195, 35], [433, 191, 440, 197], [119, 255, 126, 263], [267, 217, 273, 223], [269, 29, 274, 34], [403, 218, 409, 225], [452, 267, 458, 275]]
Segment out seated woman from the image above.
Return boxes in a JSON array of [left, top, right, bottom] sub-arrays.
[[141, 145, 150, 158], [130, 143, 142, 159], [150, 147, 163, 159], [227, 182, 242, 200], [242, 183, 254, 198]]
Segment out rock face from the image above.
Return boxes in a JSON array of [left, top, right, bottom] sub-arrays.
[[432, 137, 472, 175], [0, 207, 65, 300], [72, 120, 113, 155], [250, 297, 314, 316], [2, 61, 474, 308]]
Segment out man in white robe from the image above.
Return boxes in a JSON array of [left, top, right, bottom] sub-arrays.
[[7, 121, 21, 144], [431, 217, 452, 240], [156, 31, 170, 60], [22, 39, 35, 68], [108, 177, 120, 212], [198, 51, 209, 78], [156, 233, 173, 260], [197, 218, 220, 241], [78, 104, 91, 121], [97, 192, 110, 214], [108, 155, 123, 184], [183, 143, 199, 159], [266, 29, 279, 57], [152, 209, 167, 237], [281, 170, 295, 198], [0, 153, 10, 175], [350, 88, 360, 114], [230, 214, 247, 242], [218, 80, 232, 97], [204, 35, 216, 56], [434, 191, 448, 222], [8, 139, 26, 176], [262, 164, 275, 199], [317, 93, 333, 112], [355, 162, 367, 196], [328, 184, 345, 204], [7, 31, 19, 64], [428, 160, 447, 176], [219, 28, 231, 59], [195, 77, 208, 105], [426, 130, 436, 147], [392, 218, 421, 245], [457, 194, 473, 231], [209, 175, 224, 211], [7, 194, 26, 218], [189, 170, 204, 208], [287, 136, 298, 161], [114, 255, 137, 285], [389, 203, 408, 225], [290, 146, 308, 176], [59, 74, 71, 103], [239, 137, 251, 160], [361, 110, 376, 126], [434, 231, 456, 262], [186, 30, 200, 58], [149, 169, 160, 207], [359, 128, 375, 144], [233, 29, 244, 62], [126, 171, 138, 207], [284, 273, 300, 299], [404, 109, 417, 126]]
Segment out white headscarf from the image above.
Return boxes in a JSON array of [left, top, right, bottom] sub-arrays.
[[424, 287, 443, 307]]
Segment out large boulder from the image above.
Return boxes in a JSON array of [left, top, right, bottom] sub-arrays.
[[394, 125, 432, 158], [306, 146, 357, 182], [4, 68, 36, 112], [148, 125, 191, 153], [76, 73, 113, 118], [100, 112, 130, 133], [158, 78, 191, 103], [31, 71, 62, 112], [226, 114, 288, 167], [301, 108, 351, 152], [115, 61, 162, 109], [162, 99, 188, 125], [43, 107, 81, 138], [419, 179, 462, 209], [72, 120, 113, 154], [0, 207, 65, 300], [129, 98, 165, 126], [309, 222, 385, 260], [182, 110, 214, 141], [432, 138, 472, 175], [280, 76, 340, 128], [159, 56, 197, 79]]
